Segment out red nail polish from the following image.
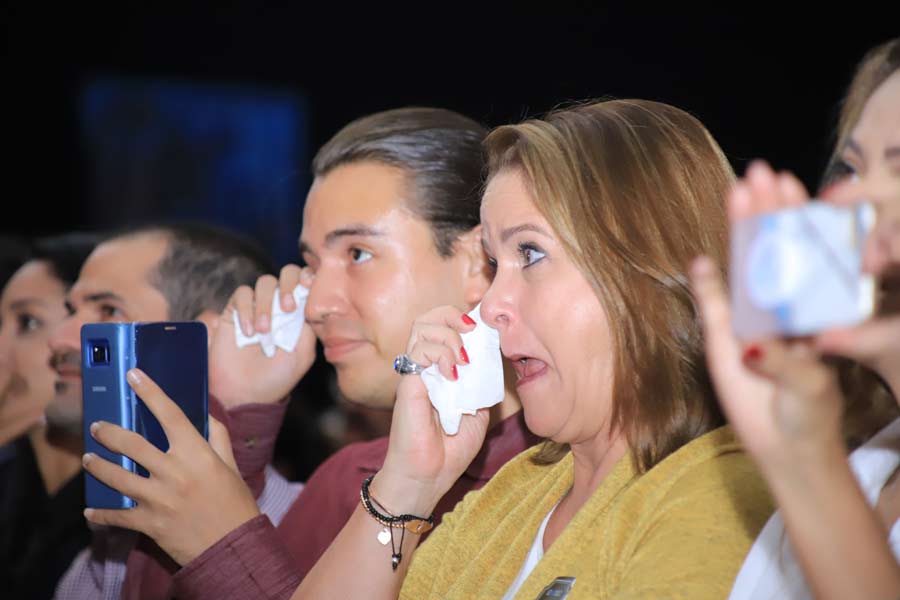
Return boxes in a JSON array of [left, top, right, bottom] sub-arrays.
[[452, 365, 458, 380], [743, 345, 763, 363], [460, 347, 469, 364], [461, 314, 476, 326]]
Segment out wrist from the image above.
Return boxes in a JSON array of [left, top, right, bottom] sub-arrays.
[[759, 433, 849, 490], [369, 469, 442, 518]]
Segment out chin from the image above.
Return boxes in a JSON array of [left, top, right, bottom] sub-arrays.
[[522, 406, 564, 440], [336, 368, 398, 411]]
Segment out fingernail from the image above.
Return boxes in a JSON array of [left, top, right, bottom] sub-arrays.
[[84, 508, 94, 519], [82, 452, 95, 466], [243, 319, 254, 336], [460, 346, 470, 364], [90, 421, 100, 435], [282, 294, 295, 311], [449, 365, 457, 380], [257, 314, 270, 332], [127, 369, 142, 384], [462, 314, 476, 326], [742, 345, 763, 363]]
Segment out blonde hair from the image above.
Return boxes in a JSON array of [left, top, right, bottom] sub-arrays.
[[485, 99, 734, 471]]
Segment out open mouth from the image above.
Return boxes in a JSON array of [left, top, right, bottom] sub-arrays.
[[509, 355, 549, 388]]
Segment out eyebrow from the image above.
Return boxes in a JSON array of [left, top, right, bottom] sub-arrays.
[[299, 225, 386, 257], [83, 292, 126, 305], [843, 138, 864, 158], [500, 223, 552, 243], [9, 297, 44, 311]]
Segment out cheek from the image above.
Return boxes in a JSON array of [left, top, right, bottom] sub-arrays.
[[353, 268, 418, 351]]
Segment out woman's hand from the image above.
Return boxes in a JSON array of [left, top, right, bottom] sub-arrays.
[[373, 305, 488, 516]]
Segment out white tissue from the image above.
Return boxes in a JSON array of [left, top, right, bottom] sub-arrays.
[[421, 303, 505, 435], [233, 285, 309, 358]]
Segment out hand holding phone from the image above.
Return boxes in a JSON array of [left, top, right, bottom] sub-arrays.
[[731, 201, 876, 339], [82, 321, 208, 508], [81, 368, 260, 566]]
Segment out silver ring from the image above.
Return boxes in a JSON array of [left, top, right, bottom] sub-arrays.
[[393, 353, 425, 376]]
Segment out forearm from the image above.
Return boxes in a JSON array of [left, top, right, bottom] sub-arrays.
[[293, 504, 420, 600], [763, 441, 900, 600], [293, 471, 437, 600]]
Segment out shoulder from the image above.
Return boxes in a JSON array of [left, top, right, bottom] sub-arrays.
[[631, 426, 773, 534]]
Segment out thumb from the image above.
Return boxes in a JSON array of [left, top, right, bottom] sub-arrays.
[[208, 416, 239, 473], [815, 316, 900, 365]]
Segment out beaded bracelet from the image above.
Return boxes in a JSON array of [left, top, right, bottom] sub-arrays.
[[360, 475, 434, 570]]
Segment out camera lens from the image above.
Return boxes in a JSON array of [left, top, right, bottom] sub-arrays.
[[91, 343, 109, 365]]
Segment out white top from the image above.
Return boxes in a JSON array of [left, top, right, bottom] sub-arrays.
[[500, 505, 557, 600], [729, 418, 900, 600]]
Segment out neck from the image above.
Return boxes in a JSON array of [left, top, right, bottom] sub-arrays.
[[27, 424, 83, 497], [488, 360, 523, 429], [567, 431, 629, 509]]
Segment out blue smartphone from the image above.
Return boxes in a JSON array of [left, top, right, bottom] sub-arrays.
[[81, 321, 209, 509]]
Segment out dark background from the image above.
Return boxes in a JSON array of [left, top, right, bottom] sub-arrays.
[[4, 7, 897, 240]]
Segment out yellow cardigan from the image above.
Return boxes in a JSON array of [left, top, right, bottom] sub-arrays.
[[400, 426, 773, 600]]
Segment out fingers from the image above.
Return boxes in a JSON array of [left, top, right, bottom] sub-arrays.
[[126, 369, 195, 448], [207, 416, 239, 473], [403, 306, 477, 381], [278, 264, 304, 312], [745, 161, 781, 213], [229, 286, 255, 336], [82, 452, 154, 502], [864, 206, 900, 274], [741, 339, 838, 401], [299, 266, 314, 289], [88, 420, 167, 474], [84, 505, 151, 533], [410, 322, 468, 364], [253, 275, 278, 334], [689, 256, 741, 376], [815, 316, 900, 365], [777, 171, 808, 207], [409, 340, 459, 381]]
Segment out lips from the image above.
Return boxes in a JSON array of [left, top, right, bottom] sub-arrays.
[[321, 336, 367, 362]]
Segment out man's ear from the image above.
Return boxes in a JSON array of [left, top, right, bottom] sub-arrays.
[[194, 309, 220, 348], [452, 225, 490, 307]]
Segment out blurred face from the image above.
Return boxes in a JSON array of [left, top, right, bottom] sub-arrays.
[[834, 71, 900, 203], [835, 72, 900, 313], [0, 261, 68, 436], [479, 170, 615, 444], [301, 161, 482, 409], [46, 233, 169, 434]]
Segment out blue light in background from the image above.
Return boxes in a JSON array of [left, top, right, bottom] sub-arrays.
[[80, 78, 308, 267]]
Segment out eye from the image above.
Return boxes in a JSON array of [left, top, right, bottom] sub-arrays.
[[350, 248, 373, 264], [830, 159, 859, 182], [99, 305, 124, 320], [16, 313, 42, 335], [518, 242, 546, 267], [486, 256, 498, 278]]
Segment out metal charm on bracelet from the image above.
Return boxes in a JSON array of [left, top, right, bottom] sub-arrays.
[[393, 353, 425, 376]]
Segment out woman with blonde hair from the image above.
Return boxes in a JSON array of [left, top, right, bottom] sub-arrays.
[[691, 37, 900, 600]]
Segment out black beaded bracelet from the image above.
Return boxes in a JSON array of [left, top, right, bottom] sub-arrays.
[[360, 475, 435, 571]]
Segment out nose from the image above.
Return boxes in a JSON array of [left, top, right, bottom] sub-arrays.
[[48, 313, 82, 359], [479, 267, 518, 334], [305, 260, 351, 324]]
